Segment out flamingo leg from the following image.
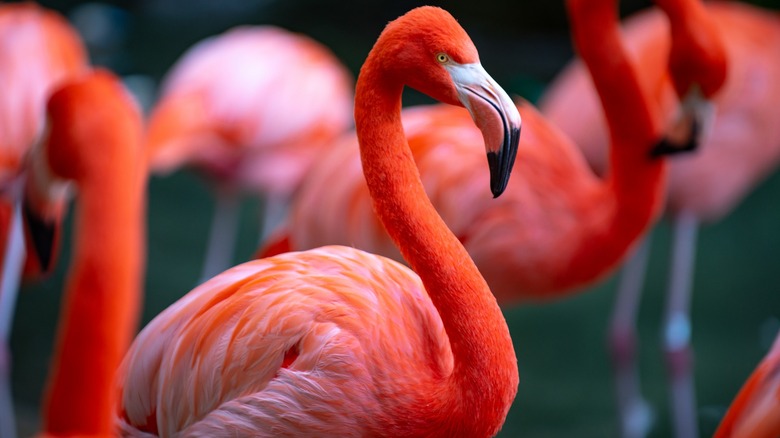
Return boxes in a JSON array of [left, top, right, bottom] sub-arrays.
[[0, 198, 23, 438], [608, 235, 654, 438], [662, 211, 699, 438], [199, 189, 242, 284]]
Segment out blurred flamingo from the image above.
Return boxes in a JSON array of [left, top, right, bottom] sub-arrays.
[[23, 70, 146, 437], [540, 1, 778, 436], [0, 4, 87, 436], [713, 329, 780, 438], [117, 7, 520, 435], [146, 25, 353, 282]]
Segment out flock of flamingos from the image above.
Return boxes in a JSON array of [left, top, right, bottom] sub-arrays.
[[0, 0, 778, 436]]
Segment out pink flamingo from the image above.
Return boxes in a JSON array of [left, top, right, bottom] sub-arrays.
[[713, 329, 780, 438], [0, 4, 87, 435], [145, 25, 353, 282], [539, 1, 779, 436], [117, 7, 521, 435]]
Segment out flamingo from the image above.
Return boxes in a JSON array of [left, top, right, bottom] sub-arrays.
[[713, 329, 780, 438], [146, 25, 353, 282], [539, 1, 779, 436], [0, 4, 87, 436], [117, 6, 521, 436], [21, 69, 146, 437], [258, 0, 687, 303]]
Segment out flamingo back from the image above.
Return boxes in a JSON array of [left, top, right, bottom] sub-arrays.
[[118, 246, 453, 436], [283, 103, 609, 300]]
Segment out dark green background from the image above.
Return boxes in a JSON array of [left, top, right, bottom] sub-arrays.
[[8, 0, 780, 436]]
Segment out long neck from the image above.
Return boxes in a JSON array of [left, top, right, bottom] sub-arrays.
[[564, 0, 667, 284], [658, 0, 728, 97], [43, 146, 145, 436], [354, 58, 517, 435]]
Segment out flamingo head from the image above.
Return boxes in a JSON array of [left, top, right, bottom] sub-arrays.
[[364, 6, 521, 197], [652, 0, 728, 157], [23, 69, 142, 272]]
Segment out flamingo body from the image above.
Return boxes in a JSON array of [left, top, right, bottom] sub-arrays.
[[264, 79, 668, 302], [119, 246, 454, 436], [276, 103, 628, 301]]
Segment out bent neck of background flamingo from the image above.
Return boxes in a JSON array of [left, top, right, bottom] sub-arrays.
[[354, 49, 517, 435], [42, 103, 146, 436], [562, 0, 667, 284], [653, 0, 727, 98]]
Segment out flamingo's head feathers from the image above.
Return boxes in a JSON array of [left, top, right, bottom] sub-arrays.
[[41, 69, 142, 183], [364, 6, 521, 197]]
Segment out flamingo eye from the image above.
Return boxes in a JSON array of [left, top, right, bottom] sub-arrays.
[[436, 53, 449, 64]]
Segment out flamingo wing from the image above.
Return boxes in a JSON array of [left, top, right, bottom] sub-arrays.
[[118, 246, 452, 436]]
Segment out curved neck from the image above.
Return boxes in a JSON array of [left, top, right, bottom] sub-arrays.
[[354, 55, 517, 434], [654, 0, 727, 97], [570, 0, 662, 162], [562, 0, 667, 286], [43, 141, 145, 436]]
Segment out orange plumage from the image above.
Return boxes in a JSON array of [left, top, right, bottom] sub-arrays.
[[24, 70, 146, 437], [714, 331, 780, 438]]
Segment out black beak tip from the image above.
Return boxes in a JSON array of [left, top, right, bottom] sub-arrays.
[[649, 115, 701, 159], [487, 126, 521, 198], [22, 201, 57, 273]]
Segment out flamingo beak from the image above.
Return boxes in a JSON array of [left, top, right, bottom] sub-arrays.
[[446, 62, 521, 198], [21, 128, 70, 275], [650, 86, 715, 158], [22, 199, 60, 274]]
